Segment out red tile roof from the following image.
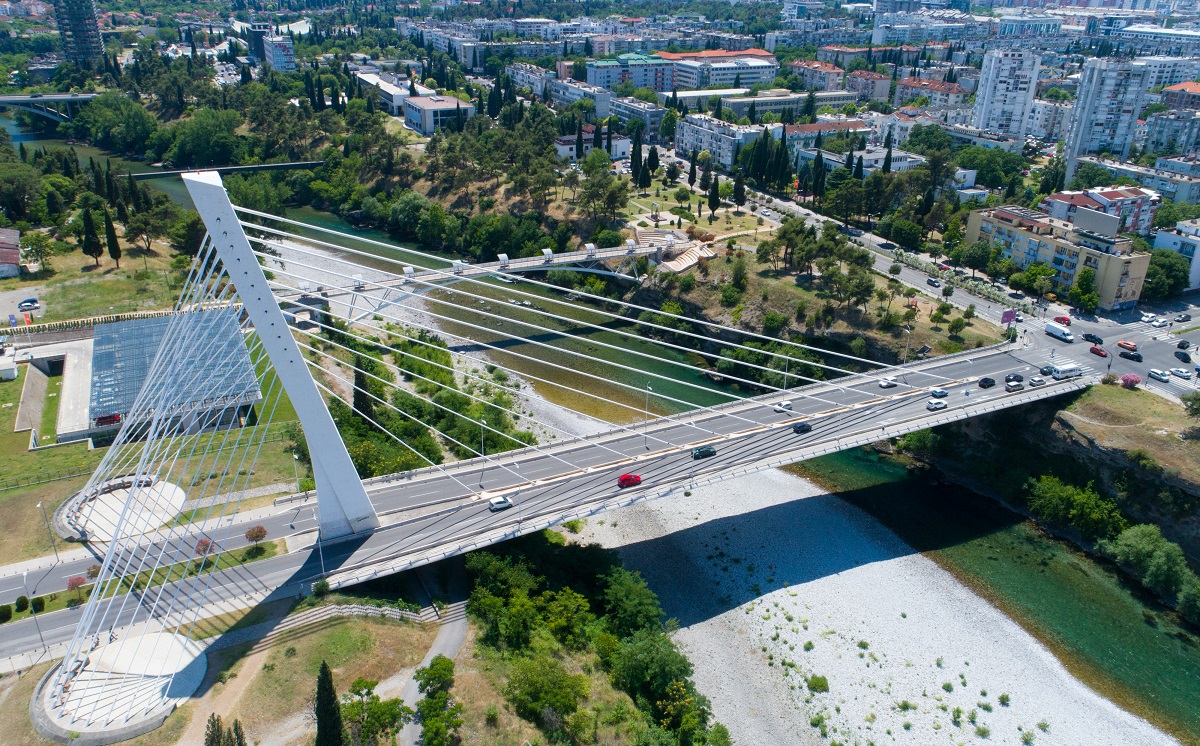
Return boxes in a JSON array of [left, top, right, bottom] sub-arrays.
[[896, 78, 966, 95], [1164, 81, 1200, 94], [1042, 192, 1102, 209], [788, 59, 844, 73], [847, 70, 888, 80]]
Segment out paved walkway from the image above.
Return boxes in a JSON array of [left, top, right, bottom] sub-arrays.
[[14, 361, 47, 433]]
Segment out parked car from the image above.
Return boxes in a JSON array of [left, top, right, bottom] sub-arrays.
[[792, 421, 812, 434], [1053, 315, 1071, 326], [773, 400, 793, 413], [1117, 340, 1138, 352], [617, 474, 642, 488], [1029, 376, 1046, 387], [1119, 350, 1144, 362], [16, 298, 39, 311], [979, 377, 996, 389], [937, 263, 951, 271], [926, 399, 948, 411], [1148, 369, 1170, 382], [1176, 313, 1192, 322], [929, 388, 948, 398], [879, 376, 898, 389], [1005, 381, 1025, 392], [1004, 373, 1024, 383], [1170, 367, 1193, 380], [691, 445, 717, 460], [1179, 340, 1192, 349], [1090, 345, 1108, 357], [1082, 333, 1103, 344], [487, 495, 513, 512], [1176, 350, 1192, 363]]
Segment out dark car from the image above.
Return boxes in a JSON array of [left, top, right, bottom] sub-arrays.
[[1082, 333, 1104, 344], [691, 445, 717, 460], [17, 298, 39, 312], [1119, 350, 1144, 362], [1039, 365, 1054, 376], [979, 377, 996, 389], [792, 421, 813, 434], [1177, 350, 1193, 363], [1004, 373, 1024, 383], [1179, 340, 1192, 350], [1176, 314, 1193, 322]]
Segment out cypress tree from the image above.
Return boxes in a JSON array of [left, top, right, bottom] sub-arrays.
[[592, 122, 603, 154], [854, 155, 864, 180], [845, 148, 854, 170], [882, 146, 893, 174], [708, 173, 720, 218], [575, 120, 583, 161], [813, 152, 826, 204], [630, 128, 643, 186], [687, 150, 697, 187], [204, 714, 224, 746], [104, 210, 121, 268], [606, 121, 613, 154], [314, 661, 342, 746], [81, 208, 103, 266], [748, 100, 757, 123]]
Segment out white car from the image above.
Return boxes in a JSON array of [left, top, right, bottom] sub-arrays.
[[1141, 313, 1157, 323], [1014, 313, 1024, 323], [773, 400, 793, 413], [1170, 367, 1193, 380], [487, 495, 514, 512], [1028, 376, 1046, 387], [926, 399, 948, 411], [1149, 369, 1170, 382], [879, 376, 898, 389], [929, 388, 949, 398], [1151, 319, 1169, 328]]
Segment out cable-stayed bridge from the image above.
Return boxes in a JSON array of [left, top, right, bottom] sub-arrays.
[[14, 171, 1091, 742]]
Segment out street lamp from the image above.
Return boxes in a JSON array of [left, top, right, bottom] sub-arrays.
[[644, 383, 653, 448], [311, 508, 325, 578], [901, 326, 913, 365], [291, 453, 302, 497], [23, 571, 45, 651], [36, 502, 59, 563], [479, 417, 487, 486]]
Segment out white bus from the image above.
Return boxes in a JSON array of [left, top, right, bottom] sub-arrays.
[[1051, 363, 1083, 380]]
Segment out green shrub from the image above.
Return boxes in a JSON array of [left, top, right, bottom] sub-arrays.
[[806, 675, 829, 693], [485, 705, 499, 726], [312, 579, 330, 597], [0, 604, 10, 623], [561, 519, 584, 534], [15, 596, 28, 613], [998, 693, 1010, 707], [30, 597, 44, 613]]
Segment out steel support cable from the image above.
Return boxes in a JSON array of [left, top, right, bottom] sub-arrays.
[[284, 303, 685, 460], [258, 262, 780, 431], [249, 236, 868, 401], [235, 210, 956, 387]]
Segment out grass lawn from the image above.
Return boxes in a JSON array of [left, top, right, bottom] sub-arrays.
[[229, 616, 436, 733], [38, 373, 62, 445]]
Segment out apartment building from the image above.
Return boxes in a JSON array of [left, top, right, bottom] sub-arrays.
[[547, 78, 613, 118], [1063, 58, 1149, 175], [611, 97, 667, 142], [796, 145, 925, 174], [845, 70, 890, 102], [720, 90, 857, 119], [1161, 81, 1200, 111], [893, 78, 968, 108], [1026, 98, 1072, 141], [1073, 156, 1200, 205], [1039, 185, 1160, 235], [403, 96, 475, 135], [996, 14, 1062, 36], [505, 61, 555, 98], [783, 119, 872, 150], [787, 59, 846, 91], [674, 114, 776, 170], [1153, 218, 1200, 291], [971, 49, 1039, 138], [586, 54, 674, 92], [1137, 56, 1200, 90], [1143, 110, 1200, 158], [965, 205, 1149, 311]]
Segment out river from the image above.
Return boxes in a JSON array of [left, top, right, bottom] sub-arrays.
[[792, 450, 1200, 745]]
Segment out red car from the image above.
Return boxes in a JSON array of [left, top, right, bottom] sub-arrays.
[[937, 263, 951, 271], [1053, 315, 1071, 326], [1117, 340, 1138, 352], [1090, 344, 1108, 357], [617, 474, 642, 488]]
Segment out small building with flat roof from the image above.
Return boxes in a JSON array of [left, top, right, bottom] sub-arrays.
[[403, 95, 475, 135]]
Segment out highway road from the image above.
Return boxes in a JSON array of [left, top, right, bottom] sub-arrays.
[[0, 344, 1086, 660]]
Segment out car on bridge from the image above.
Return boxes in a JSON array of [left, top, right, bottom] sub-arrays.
[[773, 400, 793, 412], [487, 495, 513, 512], [691, 445, 717, 460], [979, 377, 996, 389], [792, 421, 813, 434], [1117, 340, 1138, 352], [1119, 350, 1144, 362], [926, 399, 947, 411], [1090, 345, 1108, 357], [617, 474, 642, 488], [1005, 380, 1025, 392], [879, 376, 898, 388], [1082, 333, 1104, 344], [1029, 376, 1046, 387], [1004, 373, 1024, 383], [929, 388, 948, 398]]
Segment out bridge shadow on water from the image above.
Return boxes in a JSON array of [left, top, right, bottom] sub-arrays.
[[613, 474, 1023, 629]]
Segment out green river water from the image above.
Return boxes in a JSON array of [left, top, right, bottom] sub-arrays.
[[10, 118, 1200, 740]]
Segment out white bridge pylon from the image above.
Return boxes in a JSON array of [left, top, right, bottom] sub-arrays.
[[184, 170, 380, 539]]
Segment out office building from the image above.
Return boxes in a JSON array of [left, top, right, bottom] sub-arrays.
[[611, 97, 667, 142], [720, 90, 857, 119], [262, 35, 295, 71], [797, 146, 926, 175], [586, 54, 674, 92], [403, 96, 475, 136], [1153, 218, 1200, 291], [671, 57, 779, 91], [971, 49, 1039, 138], [52, 0, 102, 65], [356, 71, 435, 115], [1063, 58, 1149, 176], [965, 205, 1149, 311], [674, 114, 776, 171], [1039, 186, 1160, 235], [248, 21, 271, 61]]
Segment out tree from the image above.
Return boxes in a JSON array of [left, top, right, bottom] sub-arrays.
[[660, 108, 678, 142], [733, 172, 746, 212], [688, 150, 697, 188], [604, 568, 663, 637], [67, 576, 86, 601], [1142, 249, 1191, 302], [315, 660, 344, 746], [646, 145, 660, 177], [103, 209, 121, 268], [505, 655, 590, 727], [125, 208, 169, 262], [244, 525, 267, 547], [707, 174, 721, 219], [204, 714, 225, 746], [20, 231, 54, 271], [80, 207, 103, 266], [415, 654, 455, 695], [948, 317, 967, 335], [961, 240, 991, 278], [1182, 390, 1200, 419], [673, 186, 691, 209], [342, 677, 413, 745]]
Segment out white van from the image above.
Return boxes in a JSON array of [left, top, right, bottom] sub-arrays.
[[1050, 364, 1083, 380], [1045, 321, 1074, 342]]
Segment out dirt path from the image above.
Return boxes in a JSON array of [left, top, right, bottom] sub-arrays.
[[177, 644, 273, 744]]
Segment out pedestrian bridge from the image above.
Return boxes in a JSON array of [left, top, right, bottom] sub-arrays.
[[12, 171, 1093, 742]]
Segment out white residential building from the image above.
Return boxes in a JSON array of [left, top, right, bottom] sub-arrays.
[[611, 97, 667, 142], [355, 71, 435, 115], [547, 78, 613, 118], [1153, 218, 1200, 291], [1064, 58, 1150, 178], [797, 146, 926, 175], [996, 14, 1062, 37], [1136, 55, 1200, 90], [971, 49, 1039, 139], [674, 114, 776, 171], [1039, 185, 1161, 235], [1026, 99, 1073, 142], [505, 62, 555, 98]]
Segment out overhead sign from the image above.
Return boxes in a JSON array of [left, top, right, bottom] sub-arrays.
[[1001, 309, 1017, 325]]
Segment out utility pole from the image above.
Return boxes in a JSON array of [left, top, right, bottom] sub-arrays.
[[644, 384, 652, 448], [37, 502, 59, 563], [23, 571, 46, 651], [291, 453, 301, 496], [480, 417, 486, 486]]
